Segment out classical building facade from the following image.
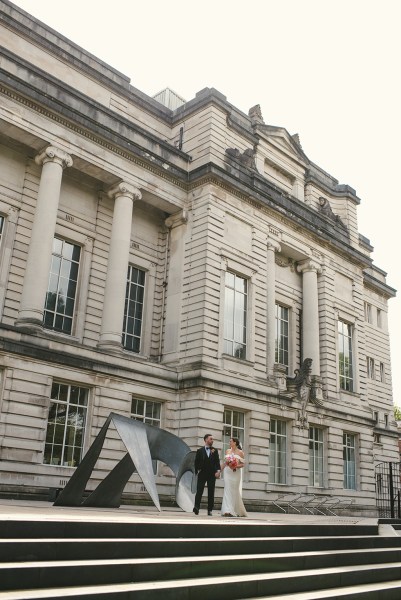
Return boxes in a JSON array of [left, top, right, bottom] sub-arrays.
[[0, 0, 397, 514]]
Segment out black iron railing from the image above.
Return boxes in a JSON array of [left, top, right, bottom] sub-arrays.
[[375, 461, 401, 518]]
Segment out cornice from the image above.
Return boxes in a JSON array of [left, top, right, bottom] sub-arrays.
[[363, 272, 396, 299]]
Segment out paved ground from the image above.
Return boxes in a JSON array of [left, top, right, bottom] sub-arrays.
[[0, 498, 379, 527]]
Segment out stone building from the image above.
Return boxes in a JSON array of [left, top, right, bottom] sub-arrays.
[[0, 0, 397, 515]]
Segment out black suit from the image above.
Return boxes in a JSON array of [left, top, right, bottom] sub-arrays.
[[194, 446, 220, 512]]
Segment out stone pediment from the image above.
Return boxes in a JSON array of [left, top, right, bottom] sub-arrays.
[[256, 125, 309, 166]]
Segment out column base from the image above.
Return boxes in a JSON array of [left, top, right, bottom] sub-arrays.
[[97, 339, 123, 353], [14, 317, 44, 333]]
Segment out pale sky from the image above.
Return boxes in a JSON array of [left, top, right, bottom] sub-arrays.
[[8, 0, 401, 406]]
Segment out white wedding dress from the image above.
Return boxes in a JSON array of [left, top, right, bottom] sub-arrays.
[[221, 453, 247, 517]]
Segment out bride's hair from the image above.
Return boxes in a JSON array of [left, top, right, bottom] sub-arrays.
[[231, 437, 242, 450]]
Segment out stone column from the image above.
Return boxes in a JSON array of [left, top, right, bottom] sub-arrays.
[[266, 239, 281, 377], [98, 182, 141, 350], [16, 146, 73, 328], [162, 210, 188, 363], [297, 258, 322, 375]]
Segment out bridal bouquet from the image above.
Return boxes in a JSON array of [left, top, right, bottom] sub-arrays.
[[225, 454, 239, 471]]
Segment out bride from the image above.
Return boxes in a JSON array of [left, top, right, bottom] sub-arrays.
[[220, 437, 247, 517]]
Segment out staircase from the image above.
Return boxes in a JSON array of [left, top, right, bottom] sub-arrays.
[[1, 517, 401, 599]]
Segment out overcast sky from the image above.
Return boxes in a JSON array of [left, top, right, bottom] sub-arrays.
[[9, 0, 401, 406]]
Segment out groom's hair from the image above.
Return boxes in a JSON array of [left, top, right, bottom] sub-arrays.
[[204, 433, 212, 441]]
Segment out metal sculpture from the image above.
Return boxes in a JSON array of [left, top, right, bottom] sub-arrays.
[[54, 412, 196, 512]]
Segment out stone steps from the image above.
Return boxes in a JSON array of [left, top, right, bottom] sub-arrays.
[[1, 563, 401, 599], [1, 517, 401, 598]]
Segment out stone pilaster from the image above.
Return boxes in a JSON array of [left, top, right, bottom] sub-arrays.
[[16, 146, 73, 329], [266, 239, 281, 377], [98, 182, 141, 350], [297, 258, 322, 375], [162, 210, 188, 363]]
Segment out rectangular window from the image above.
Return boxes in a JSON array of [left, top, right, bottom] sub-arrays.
[[367, 357, 375, 379], [130, 398, 161, 427], [122, 266, 146, 352], [338, 320, 354, 392], [377, 309, 382, 328], [222, 408, 245, 455], [309, 426, 324, 487], [270, 419, 287, 484], [380, 362, 385, 383], [44, 238, 81, 334], [384, 414, 389, 428], [224, 271, 247, 359], [343, 433, 357, 490], [364, 302, 372, 323], [44, 382, 88, 467], [373, 411, 379, 423], [0, 215, 4, 242], [131, 398, 161, 473], [275, 304, 289, 371]]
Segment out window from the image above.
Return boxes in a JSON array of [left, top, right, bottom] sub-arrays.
[[44, 382, 88, 467], [0, 215, 4, 243], [270, 419, 287, 484], [343, 433, 356, 490], [122, 266, 146, 352], [373, 411, 379, 423], [222, 408, 245, 455], [224, 271, 247, 359], [338, 320, 354, 392], [380, 362, 385, 383], [130, 398, 161, 427], [131, 398, 161, 473], [377, 309, 382, 328], [367, 357, 375, 380], [309, 426, 324, 487], [275, 304, 289, 371], [44, 238, 81, 334], [364, 302, 372, 323], [384, 414, 389, 428]]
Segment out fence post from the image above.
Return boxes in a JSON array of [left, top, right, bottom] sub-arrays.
[[389, 462, 395, 519]]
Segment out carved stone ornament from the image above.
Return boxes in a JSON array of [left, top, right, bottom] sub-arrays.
[[318, 196, 347, 231], [275, 254, 295, 271], [108, 182, 142, 201], [225, 147, 257, 171], [286, 358, 324, 429], [248, 104, 264, 124], [35, 146, 73, 169]]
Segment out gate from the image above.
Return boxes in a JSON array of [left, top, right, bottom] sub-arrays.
[[375, 461, 401, 518]]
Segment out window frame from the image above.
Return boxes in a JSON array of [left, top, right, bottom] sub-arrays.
[[309, 426, 325, 487], [338, 319, 354, 392], [222, 407, 245, 456], [366, 356, 375, 380], [275, 303, 290, 372], [43, 237, 82, 336], [269, 418, 288, 485], [223, 270, 248, 360], [343, 432, 357, 490], [122, 265, 146, 353], [43, 381, 89, 468]]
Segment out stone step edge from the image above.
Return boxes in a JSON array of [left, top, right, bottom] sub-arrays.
[[0, 561, 401, 599], [251, 579, 401, 599], [1, 546, 401, 570]]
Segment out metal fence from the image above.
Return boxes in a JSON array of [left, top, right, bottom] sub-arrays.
[[375, 461, 401, 519]]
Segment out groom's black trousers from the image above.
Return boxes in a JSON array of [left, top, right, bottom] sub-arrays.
[[194, 471, 216, 512]]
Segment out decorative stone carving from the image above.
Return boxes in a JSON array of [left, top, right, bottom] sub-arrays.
[[287, 358, 324, 428], [318, 196, 347, 230], [35, 146, 73, 169], [275, 254, 295, 271], [108, 181, 142, 202], [225, 147, 257, 171], [248, 104, 264, 124]]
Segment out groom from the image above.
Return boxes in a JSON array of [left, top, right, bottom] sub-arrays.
[[193, 433, 221, 516]]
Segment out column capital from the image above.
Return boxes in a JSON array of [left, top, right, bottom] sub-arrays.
[[108, 181, 142, 201], [35, 146, 73, 169], [266, 238, 281, 253], [297, 258, 322, 275]]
